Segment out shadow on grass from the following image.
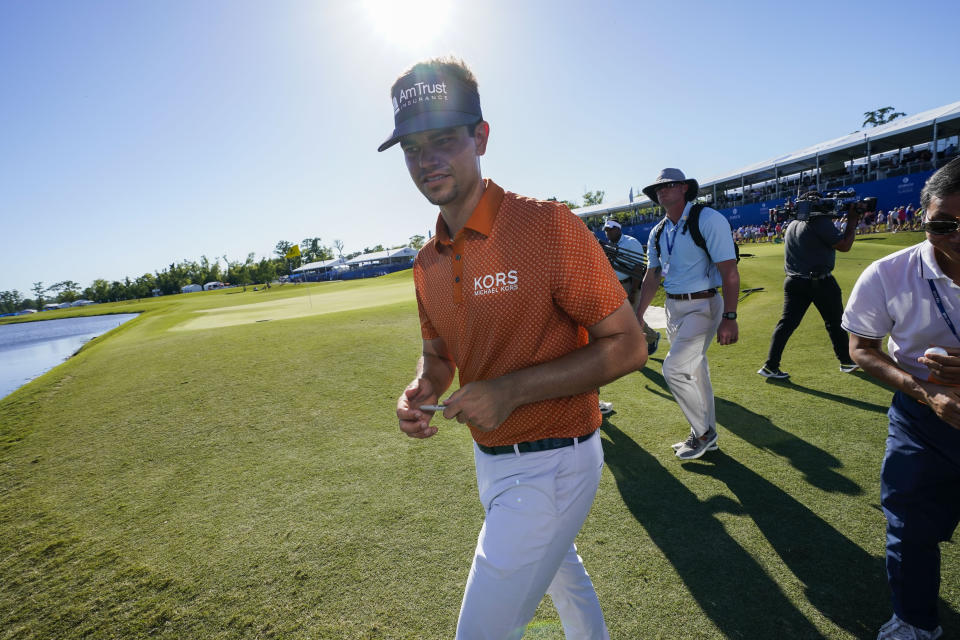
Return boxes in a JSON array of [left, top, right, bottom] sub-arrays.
[[638, 368, 862, 495], [781, 381, 890, 414], [849, 369, 897, 394], [685, 452, 887, 638], [715, 397, 862, 495], [601, 418, 822, 638]]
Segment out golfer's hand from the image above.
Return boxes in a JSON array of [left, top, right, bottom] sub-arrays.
[[717, 318, 738, 345], [918, 348, 960, 386], [920, 381, 960, 430], [397, 377, 439, 439], [443, 379, 515, 432]]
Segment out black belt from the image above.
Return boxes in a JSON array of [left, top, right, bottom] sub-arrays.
[[477, 428, 596, 455], [667, 288, 717, 300], [790, 272, 832, 281]]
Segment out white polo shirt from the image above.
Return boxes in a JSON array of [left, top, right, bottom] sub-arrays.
[[842, 240, 960, 380]]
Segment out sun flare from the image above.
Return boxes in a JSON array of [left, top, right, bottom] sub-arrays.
[[361, 0, 453, 49]]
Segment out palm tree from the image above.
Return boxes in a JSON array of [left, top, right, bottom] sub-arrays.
[[863, 106, 906, 128]]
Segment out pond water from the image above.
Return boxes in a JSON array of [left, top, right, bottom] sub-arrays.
[[0, 314, 138, 399]]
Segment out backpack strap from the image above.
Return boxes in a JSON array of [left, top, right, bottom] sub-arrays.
[[652, 218, 668, 263], [685, 203, 713, 263]]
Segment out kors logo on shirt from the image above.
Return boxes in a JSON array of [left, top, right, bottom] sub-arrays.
[[474, 270, 519, 296]]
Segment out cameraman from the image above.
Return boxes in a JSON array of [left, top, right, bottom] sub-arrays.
[[604, 220, 662, 355], [757, 194, 862, 378]]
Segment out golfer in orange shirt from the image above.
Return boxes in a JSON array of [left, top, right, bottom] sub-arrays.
[[384, 58, 646, 639]]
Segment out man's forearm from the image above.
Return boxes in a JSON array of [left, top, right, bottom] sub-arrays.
[[835, 212, 861, 252], [850, 342, 928, 402], [415, 352, 456, 396], [636, 267, 661, 317], [489, 305, 646, 409], [719, 262, 740, 312]]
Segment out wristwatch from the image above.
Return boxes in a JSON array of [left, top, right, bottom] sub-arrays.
[[722, 311, 737, 320]]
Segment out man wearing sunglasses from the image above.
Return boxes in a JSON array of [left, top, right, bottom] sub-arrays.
[[843, 157, 960, 640], [636, 168, 740, 461]]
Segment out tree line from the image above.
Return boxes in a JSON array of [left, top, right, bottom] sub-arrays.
[[0, 235, 427, 314], [1, 187, 609, 315]]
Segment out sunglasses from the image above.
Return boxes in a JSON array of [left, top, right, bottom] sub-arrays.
[[922, 219, 960, 235], [655, 182, 684, 192]]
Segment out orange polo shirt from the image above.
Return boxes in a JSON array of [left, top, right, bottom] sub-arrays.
[[413, 179, 626, 447]]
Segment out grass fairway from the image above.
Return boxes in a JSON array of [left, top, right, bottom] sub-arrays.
[[1, 236, 958, 639]]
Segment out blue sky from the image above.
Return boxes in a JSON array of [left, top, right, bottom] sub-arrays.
[[2, 0, 958, 296]]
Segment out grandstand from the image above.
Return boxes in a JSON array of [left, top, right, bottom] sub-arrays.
[[576, 100, 960, 241], [290, 247, 417, 282]]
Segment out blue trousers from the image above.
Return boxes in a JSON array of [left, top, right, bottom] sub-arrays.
[[882, 391, 960, 630]]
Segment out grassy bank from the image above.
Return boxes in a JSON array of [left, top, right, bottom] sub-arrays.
[[2, 235, 957, 639]]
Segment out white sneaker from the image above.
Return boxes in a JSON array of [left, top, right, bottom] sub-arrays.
[[876, 614, 942, 639], [840, 362, 860, 373], [599, 401, 614, 415]]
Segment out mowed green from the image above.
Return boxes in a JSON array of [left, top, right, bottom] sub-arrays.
[[1, 236, 957, 639]]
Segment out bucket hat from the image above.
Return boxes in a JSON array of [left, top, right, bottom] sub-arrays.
[[378, 69, 483, 152], [642, 168, 699, 204]]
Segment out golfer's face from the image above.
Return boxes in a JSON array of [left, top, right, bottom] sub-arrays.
[[400, 125, 485, 208]]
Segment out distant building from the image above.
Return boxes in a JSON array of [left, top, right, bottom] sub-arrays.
[[291, 257, 348, 280], [181, 284, 202, 294]]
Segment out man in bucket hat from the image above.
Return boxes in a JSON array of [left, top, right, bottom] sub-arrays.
[[389, 57, 646, 639], [635, 168, 741, 460]]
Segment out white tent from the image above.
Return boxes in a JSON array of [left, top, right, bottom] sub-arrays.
[[345, 247, 417, 267], [292, 257, 347, 275], [181, 284, 202, 293]]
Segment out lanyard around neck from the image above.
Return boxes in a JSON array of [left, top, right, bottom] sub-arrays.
[[664, 215, 686, 257], [928, 279, 960, 344]]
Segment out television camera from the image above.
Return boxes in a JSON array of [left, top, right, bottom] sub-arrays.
[[792, 190, 877, 221], [599, 240, 647, 278]]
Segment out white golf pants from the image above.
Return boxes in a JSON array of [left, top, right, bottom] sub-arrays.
[[456, 433, 609, 640]]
